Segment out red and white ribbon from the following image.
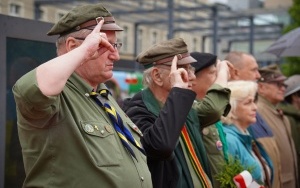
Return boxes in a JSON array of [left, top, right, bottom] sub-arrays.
[[233, 170, 264, 188]]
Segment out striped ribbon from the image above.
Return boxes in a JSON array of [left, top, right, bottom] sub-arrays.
[[181, 125, 210, 188], [90, 90, 145, 160]]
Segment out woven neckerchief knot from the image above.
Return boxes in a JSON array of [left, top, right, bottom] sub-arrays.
[[90, 89, 145, 160]]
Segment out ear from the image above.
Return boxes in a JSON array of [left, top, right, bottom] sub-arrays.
[[257, 82, 266, 95], [230, 68, 239, 80], [151, 68, 164, 87], [229, 67, 239, 80], [65, 37, 81, 52]]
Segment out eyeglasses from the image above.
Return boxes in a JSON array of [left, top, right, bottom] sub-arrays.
[[110, 42, 122, 50], [73, 37, 122, 50], [268, 82, 288, 89], [156, 64, 195, 74]]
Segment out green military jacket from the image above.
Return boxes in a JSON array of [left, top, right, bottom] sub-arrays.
[[192, 84, 231, 187], [13, 70, 152, 188]]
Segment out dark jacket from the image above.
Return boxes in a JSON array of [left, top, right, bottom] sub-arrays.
[[122, 87, 211, 188]]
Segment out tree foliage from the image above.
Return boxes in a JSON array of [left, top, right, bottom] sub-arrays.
[[281, 0, 300, 76]]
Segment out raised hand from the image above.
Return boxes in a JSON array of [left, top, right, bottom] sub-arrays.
[[215, 59, 233, 86], [81, 19, 115, 60], [169, 56, 190, 89]]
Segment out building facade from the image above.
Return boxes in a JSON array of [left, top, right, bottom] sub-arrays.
[[0, 0, 292, 62]]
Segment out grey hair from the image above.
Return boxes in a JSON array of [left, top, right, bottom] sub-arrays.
[[142, 67, 154, 88], [56, 29, 92, 55], [221, 80, 257, 125]]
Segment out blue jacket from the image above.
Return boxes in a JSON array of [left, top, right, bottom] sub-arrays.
[[248, 113, 273, 139], [223, 125, 273, 184]]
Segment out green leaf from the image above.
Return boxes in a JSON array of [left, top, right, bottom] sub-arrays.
[[215, 156, 254, 188]]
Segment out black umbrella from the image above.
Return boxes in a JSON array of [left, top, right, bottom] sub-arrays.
[[265, 27, 300, 57]]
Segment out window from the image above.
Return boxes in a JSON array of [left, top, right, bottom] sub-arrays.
[[9, 3, 22, 17], [122, 26, 128, 52], [152, 31, 157, 45], [56, 11, 67, 22], [37, 7, 47, 21], [192, 38, 198, 51], [58, 13, 64, 19], [39, 10, 44, 21], [137, 29, 143, 54]]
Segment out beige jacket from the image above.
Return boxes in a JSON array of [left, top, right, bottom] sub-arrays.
[[257, 96, 299, 188]]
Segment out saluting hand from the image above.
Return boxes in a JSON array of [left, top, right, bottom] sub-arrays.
[[216, 60, 231, 80], [169, 56, 190, 89], [214, 60, 234, 87], [80, 19, 115, 61]]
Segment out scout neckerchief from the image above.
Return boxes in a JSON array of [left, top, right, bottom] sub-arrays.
[[90, 89, 145, 160], [181, 125, 210, 188]]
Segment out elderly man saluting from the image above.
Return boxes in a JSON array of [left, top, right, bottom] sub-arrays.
[[122, 38, 212, 188], [13, 3, 152, 188]]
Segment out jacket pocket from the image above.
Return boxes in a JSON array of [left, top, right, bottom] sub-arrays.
[[281, 172, 294, 185], [81, 120, 123, 167]]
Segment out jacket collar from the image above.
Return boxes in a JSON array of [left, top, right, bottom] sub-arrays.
[[68, 73, 107, 94], [141, 88, 161, 117]]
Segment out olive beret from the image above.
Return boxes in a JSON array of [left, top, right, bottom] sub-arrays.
[[190, 52, 217, 74], [258, 64, 286, 83], [47, 3, 123, 36], [136, 38, 196, 69]]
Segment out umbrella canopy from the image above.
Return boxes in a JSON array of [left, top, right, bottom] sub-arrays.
[[265, 27, 300, 57]]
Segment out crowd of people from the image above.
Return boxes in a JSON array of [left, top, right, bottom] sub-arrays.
[[11, 3, 300, 188]]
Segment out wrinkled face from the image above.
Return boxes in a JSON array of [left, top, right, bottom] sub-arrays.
[[75, 31, 120, 86], [258, 81, 287, 104], [234, 54, 260, 81], [192, 64, 217, 99], [233, 95, 257, 129]]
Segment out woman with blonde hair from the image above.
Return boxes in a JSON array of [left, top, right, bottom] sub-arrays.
[[222, 80, 273, 187]]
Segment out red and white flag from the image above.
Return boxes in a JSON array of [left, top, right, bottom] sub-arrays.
[[233, 170, 264, 188]]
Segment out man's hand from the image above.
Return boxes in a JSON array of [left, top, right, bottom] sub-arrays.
[[215, 60, 233, 87], [169, 56, 190, 89], [81, 19, 115, 61]]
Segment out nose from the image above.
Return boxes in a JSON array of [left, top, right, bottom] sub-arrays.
[[255, 71, 261, 81], [252, 102, 258, 111], [188, 71, 196, 82], [108, 49, 120, 61]]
